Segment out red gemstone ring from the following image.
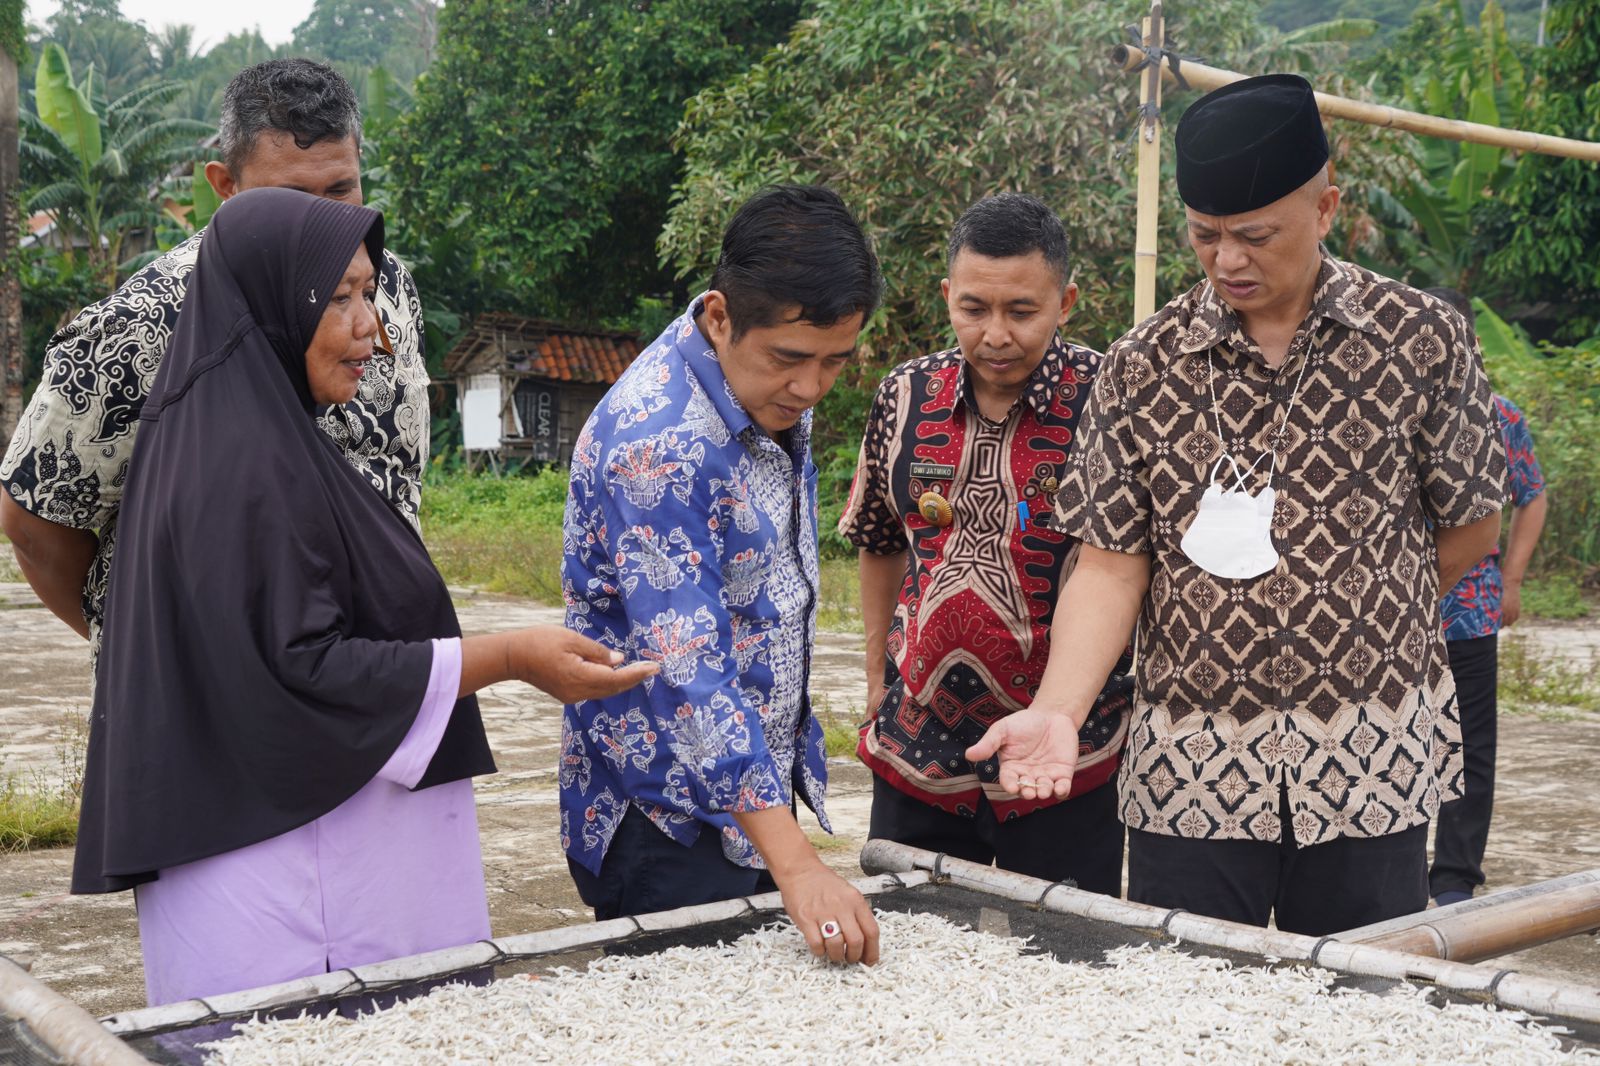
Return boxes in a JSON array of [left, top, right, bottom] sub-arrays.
[[821, 920, 842, 939]]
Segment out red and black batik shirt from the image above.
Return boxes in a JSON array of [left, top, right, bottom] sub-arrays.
[[838, 337, 1132, 820]]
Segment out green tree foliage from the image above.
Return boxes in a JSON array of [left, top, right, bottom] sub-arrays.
[[292, 0, 439, 84], [1346, 0, 1530, 291], [386, 0, 802, 329], [163, 31, 280, 123], [3, 0, 25, 444], [1263, 0, 1546, 45], [0, 0, 23, 63], [1477, 0, 1600, 341], [1475, 300, 1600, 569], [21, 44, 212, 289], [34, 0, 156, 101], [662, 0, 1417, 370]]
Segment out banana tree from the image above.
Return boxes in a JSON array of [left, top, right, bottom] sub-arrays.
[[21, 43, 211, 290], [1388, 0, 1528, 289]]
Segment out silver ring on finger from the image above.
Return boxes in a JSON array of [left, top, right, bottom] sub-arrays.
[[821, 920, 842, 939]]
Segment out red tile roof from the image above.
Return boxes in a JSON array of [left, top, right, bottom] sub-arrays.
[[442, 312, 642, 385]]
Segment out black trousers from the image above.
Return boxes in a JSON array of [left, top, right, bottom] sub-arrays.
[[567, 807, 775, 921], [867, 775, 1124, 896], [1127, 786, 1428, 936], [1430, 634, 1499, 899]]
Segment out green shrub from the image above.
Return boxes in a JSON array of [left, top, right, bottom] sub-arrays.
[[420, 465, 570, 602], [1498, 633, 1600, 717], [1520, 574, 1591, 621], [0, 713, 87, 853], [1476, 301, 1600, 577]]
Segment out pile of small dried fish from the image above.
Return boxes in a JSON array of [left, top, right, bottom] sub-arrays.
[[202, 911, 1598, 1065]]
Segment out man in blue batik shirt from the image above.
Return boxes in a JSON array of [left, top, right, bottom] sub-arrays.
[[1425, 288, 1549, 908], [561, 185, 884, 964]]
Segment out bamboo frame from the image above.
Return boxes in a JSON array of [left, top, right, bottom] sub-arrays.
[[92, 850, 1600, 1051], [860, 841, 1600, 1025], [1113, 0, 1600, 324], [102, 872, 929, 1039]]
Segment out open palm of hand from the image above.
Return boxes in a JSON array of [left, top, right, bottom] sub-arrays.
[[508, 626, 657, 702], [964, 708, 1081, 801]]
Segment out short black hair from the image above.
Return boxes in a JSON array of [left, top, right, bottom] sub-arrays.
[[1422, 286, 1476, 330], [947, 192, 1070, 285], [709, 184, 882, 341], [219, 58, 363, 176]]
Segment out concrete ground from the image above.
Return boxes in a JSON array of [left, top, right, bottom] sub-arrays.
[[2, 580, 1598, 1019]]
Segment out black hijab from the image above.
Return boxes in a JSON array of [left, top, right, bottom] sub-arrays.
[[72, 187, 494, 894]]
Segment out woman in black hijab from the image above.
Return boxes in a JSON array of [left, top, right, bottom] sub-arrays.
[[71, 187, 655, 1006]]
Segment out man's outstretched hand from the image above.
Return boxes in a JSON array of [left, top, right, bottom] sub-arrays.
[[964, 708, 1081, 802]]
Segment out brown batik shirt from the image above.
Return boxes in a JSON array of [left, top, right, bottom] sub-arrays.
[[1054, 254, 1505, 846]]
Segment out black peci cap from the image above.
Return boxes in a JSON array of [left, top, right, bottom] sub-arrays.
[[1175, 73, 1330, 216]]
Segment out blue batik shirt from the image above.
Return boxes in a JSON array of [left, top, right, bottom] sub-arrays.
[[560, 299, 831, 875], [1440, 395, 1545, 641]]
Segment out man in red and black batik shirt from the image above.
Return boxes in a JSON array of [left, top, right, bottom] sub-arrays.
[[838, 194, 1131, 895]]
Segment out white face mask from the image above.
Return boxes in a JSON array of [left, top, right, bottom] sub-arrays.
[[1181, 458, 1280, 580], [1183, 336, 1315, 582]]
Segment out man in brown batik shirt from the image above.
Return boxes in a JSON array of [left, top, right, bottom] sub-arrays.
[[966, 74, 1505, 935]]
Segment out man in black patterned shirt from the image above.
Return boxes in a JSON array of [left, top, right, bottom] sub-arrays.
[[2, 59, 430, 656]]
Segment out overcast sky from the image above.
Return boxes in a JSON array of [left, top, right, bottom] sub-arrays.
[[29, 0, 317, 49]]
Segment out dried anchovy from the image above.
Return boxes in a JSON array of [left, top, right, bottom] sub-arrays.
[[201, 912, 1600, 1065]]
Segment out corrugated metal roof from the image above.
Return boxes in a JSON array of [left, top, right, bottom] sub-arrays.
[[443, 312, 642, 384]]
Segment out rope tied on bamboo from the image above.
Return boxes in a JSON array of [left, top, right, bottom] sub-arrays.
[[1122, 23, 1193, 93]]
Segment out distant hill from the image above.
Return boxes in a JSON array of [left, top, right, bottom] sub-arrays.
[[1261, 0, 1547, 48]]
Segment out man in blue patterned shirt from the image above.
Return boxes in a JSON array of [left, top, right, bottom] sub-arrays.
[[1425, 288, 1549, 907], [561, 186, 884, 964]]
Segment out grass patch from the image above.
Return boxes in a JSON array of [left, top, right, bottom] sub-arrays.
[[422, 468, 868, 635], [805, 831, 854, 852], [0, 783, 80, 851], [1497, 633, 1600, 719], [420, 466, 568, 602], [1522, 573, 1592, 621], [812, 695, 865, 760], [0, 713, 87, 853], [817, 556, 862, 635]]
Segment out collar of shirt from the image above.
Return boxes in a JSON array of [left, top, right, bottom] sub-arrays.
[[680, 296, 814, 467], [1178, 251, 1380, 359], [950, 333, 1071, 422]]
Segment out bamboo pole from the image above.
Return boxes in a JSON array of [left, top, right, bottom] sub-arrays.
[[1336, 871, 1600, 963], [1334, 868, 1600, 943], [1131, 3, 1166, 325], [0, 954, 149, 1065], [1110, 45, 1600, 163]]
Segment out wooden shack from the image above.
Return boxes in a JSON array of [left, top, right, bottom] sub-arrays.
[[442, 313, 642, 470]]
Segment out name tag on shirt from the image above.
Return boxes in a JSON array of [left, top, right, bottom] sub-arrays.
[[910, 462, 956, 480]]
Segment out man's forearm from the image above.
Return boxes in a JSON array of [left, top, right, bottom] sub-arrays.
[[732, 805, 823, 879], [858, 549, 906, 687], [1501, 493, 1548, 587], [1435, 512, 1502, 596], [1033, 544, 1150, 725], [0, 493, 96, 640]]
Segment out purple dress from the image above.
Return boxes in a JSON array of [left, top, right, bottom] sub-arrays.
[[134, 638, 489, 1006]]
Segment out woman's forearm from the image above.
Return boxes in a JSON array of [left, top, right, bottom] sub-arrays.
[[457, 632, 512, 697]]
